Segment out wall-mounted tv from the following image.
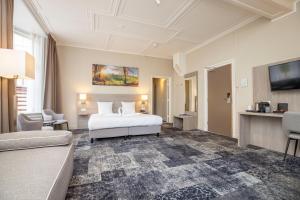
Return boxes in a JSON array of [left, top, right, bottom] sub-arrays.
[[269, 60, 300, 91]]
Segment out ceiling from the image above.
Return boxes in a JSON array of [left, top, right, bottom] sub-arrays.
[[14, 0, 45, 36], [24, 0, 298, 59]]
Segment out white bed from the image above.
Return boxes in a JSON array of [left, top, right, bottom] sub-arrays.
[[88, 113, 163, 142]]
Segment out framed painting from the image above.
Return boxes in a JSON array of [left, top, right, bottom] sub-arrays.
[[92, 64, 139, 86]]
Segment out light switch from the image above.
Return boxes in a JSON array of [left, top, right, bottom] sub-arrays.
[[240, 78, 248, 88]]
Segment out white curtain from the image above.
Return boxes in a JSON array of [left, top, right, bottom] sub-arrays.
[[27, 34, 46, 112]]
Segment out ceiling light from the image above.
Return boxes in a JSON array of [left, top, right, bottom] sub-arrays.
[[155, 0, 161, 5], [152, 43, 159, 48], [117, 24, 126, 29]]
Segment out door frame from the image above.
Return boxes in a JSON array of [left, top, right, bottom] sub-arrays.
[[150, 76, 172, 122], [203, 59, 237, 138]]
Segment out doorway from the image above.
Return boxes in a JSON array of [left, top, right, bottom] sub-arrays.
[[207, 64, 232, 137], [185, 80, 190, 111], [152, 78, 169, 122]]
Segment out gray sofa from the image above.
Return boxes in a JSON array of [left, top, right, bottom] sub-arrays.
[[0, 130, 74, 200]]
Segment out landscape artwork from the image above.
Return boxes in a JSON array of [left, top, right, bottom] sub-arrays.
[[92, 64, 139, 86]]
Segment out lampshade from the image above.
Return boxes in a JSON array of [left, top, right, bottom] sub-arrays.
[[79, 93, 87, 101], [0, 48, 35, 79], [141, 95, 148, 101]]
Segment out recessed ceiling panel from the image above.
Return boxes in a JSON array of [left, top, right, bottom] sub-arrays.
[[108, 35, 150, 54], [239, 0, 289, 15], [56, 32, 109, 50], [96, 15, 177, 43], [143, 39, 197, 58], [37, 0, 116, 20], [170, 0, 256, 43], [118, 0, 194, 27], [224, 0, 296, 19]]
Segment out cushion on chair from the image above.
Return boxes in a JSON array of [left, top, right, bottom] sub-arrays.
[[0, 131, 73, 152], [43, 113, 53, 121], [289, 133, 300, 140], [53, 119, 68, 125], [42, 126, 54, 131]]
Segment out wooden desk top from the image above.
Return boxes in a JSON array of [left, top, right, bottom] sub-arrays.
[[78, 112, 92, 116], [239, 111, 283, 118]]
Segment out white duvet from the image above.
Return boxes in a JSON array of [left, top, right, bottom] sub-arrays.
[[88, 113, 163, 130]]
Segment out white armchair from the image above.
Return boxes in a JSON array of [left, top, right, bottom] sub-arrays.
[[17, 113, 43, 131], [42, 109, 69, 130]]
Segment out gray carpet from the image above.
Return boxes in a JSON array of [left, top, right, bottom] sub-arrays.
[[66, 129, 300, 200]]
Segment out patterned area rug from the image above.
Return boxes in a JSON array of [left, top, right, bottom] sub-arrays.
[[66, 129, 300, 200]]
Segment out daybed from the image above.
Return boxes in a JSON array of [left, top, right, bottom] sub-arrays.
[[0, 130, 74, 200]]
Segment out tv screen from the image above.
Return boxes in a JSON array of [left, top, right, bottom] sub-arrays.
[[269, 60, 300, 91]]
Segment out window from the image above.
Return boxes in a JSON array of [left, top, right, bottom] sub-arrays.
[[14, 32, 33, 113], [14, 32, 33, 53], [13, 31, 46, 113]]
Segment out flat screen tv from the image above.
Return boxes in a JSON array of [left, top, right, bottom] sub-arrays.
[[268, 60, 300, 91]]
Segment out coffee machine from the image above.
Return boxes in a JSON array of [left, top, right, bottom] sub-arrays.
[[257, 102, 270, 113]]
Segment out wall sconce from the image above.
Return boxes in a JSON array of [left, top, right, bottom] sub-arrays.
[[79, 93, 87, 112], [141, 95, 148, 112], [141, 94, 148, 101], [79, 93, 87, 104]]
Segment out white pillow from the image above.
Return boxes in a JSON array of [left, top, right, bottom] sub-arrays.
[[97, 102, 113, 115], [121, 102, 135, 115]]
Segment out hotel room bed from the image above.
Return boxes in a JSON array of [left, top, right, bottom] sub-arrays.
[[88, 113, 162, 142]]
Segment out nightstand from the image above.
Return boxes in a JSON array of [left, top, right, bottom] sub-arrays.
[[173, 114, 197, 131], [77, 112, 91, 129]]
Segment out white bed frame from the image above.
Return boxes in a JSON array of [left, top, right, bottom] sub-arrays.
[[89, 125, 161, 143]]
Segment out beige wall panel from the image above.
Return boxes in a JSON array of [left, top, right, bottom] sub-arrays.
[[253, 62, 300, 111]]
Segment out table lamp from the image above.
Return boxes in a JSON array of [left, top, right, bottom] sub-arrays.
[[0, 48, 35, 79]]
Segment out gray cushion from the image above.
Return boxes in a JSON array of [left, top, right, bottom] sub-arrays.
[[0, 144, 74, 200], [0, 131, 73, 152], [53, 119, 68, 125], [289, 133, 300, 140]]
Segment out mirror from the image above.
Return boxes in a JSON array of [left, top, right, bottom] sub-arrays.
[[184, 72, 198, 113]]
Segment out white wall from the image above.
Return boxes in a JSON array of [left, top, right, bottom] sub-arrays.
[[184, 3, 300, 138], [57, 46, 173, 129], [172, 71, 185, 116]]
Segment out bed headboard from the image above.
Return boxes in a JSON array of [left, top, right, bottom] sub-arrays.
[[77, 93, 143, 115]]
